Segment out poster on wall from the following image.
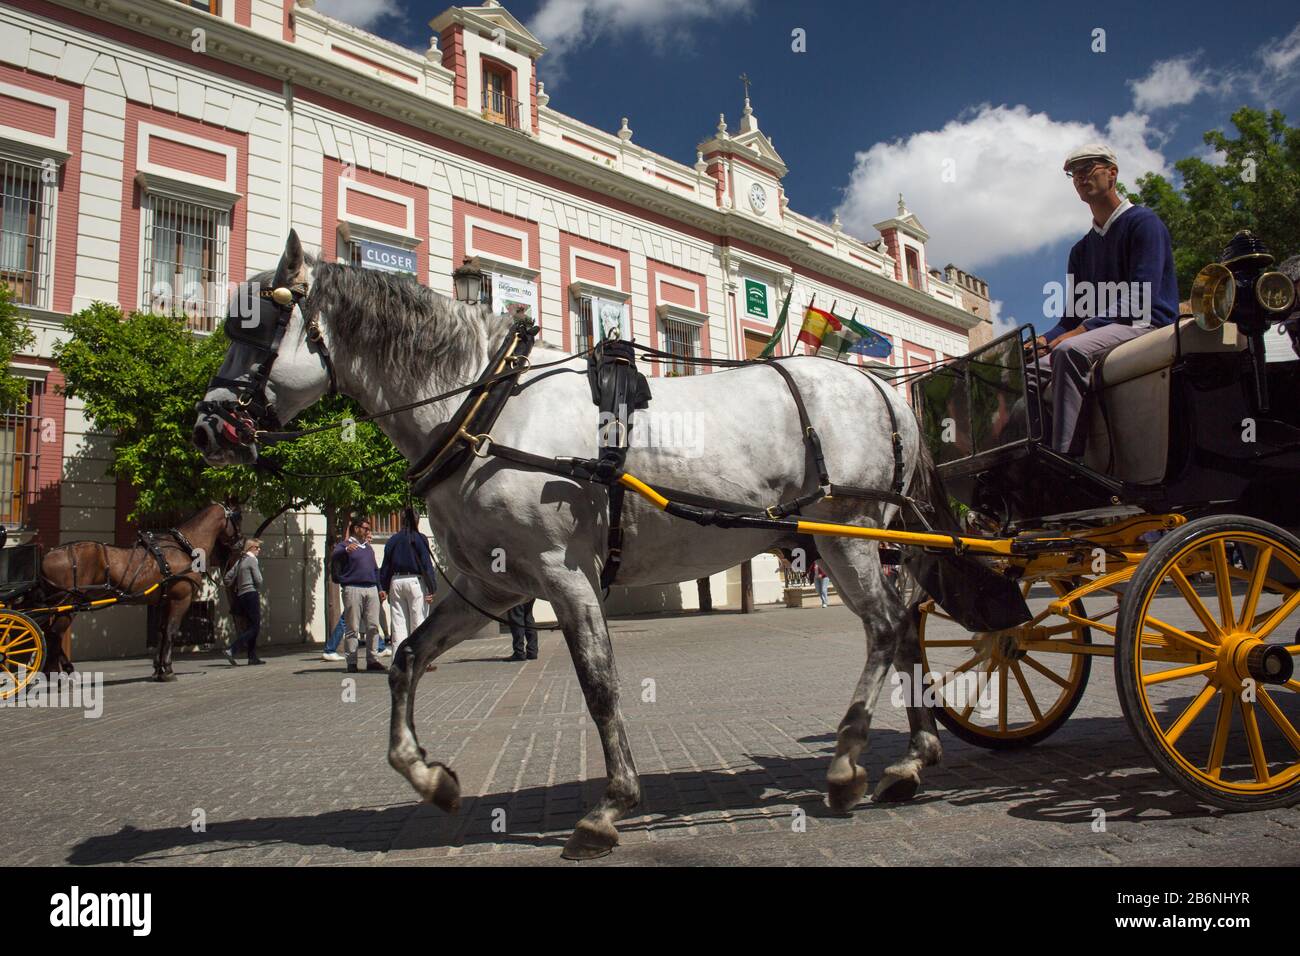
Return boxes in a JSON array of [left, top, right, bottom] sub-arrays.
[[492, 273, 538, 320], [593, 297, 630, 340], [744, 278, 769, 319]]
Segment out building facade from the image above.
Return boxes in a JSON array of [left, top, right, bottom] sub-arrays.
[[0, 0, 987, 656]]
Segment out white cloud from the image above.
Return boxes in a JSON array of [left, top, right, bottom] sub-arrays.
[[1261, 22, 1300, 76], [313, 0, 400, 30], [833, 104, 1169, 272], [1129, 55, 1223, 111], [530, 0, 753, 85]]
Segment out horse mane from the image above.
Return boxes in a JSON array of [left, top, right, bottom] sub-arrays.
[[251, 259, 509, 389]]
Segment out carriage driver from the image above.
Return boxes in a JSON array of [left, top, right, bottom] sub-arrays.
[[1030, 144, 1179, 458]]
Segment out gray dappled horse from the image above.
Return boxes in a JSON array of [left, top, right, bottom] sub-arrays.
[[195, 233, 950, 859]]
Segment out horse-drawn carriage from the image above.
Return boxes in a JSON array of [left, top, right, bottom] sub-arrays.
[[910, 232, 1300, 810], [0, 535, 48, 699]]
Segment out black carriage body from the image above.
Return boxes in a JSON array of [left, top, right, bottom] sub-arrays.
[[912, 325, 1300, 530]]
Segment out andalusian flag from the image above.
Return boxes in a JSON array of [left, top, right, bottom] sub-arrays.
[[796, 305, 841, 350], [829, 312, 893, 359], [757, 289, 792, 359]]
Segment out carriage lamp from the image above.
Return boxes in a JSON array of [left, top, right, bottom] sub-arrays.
[[1254, 270, 1296, 315], [453, 257, 484, 304], [1189, 262, 1235, 331]]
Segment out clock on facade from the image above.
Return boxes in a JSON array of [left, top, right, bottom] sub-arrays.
[[748, 182, 767, 215]]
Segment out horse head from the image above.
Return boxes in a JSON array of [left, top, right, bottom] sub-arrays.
[[193, 231, 335, 466]]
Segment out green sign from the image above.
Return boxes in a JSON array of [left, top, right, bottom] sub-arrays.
[[744, 279, 768, 318]]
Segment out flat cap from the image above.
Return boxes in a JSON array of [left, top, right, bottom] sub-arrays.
[[1063, 143, 1118, 170]]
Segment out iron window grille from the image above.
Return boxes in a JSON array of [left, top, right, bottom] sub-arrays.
[[0, 159, 54, 310], [661, 316, 702, 376], [141, 194, 229, 333], [0, 378, 43, 529], [574, 296, 595, 354]]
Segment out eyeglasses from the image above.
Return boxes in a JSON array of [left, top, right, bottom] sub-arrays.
[[1066, 162, 1102, 181]]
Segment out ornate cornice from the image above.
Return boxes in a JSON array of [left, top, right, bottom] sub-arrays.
[[47, 0, 977, 332]]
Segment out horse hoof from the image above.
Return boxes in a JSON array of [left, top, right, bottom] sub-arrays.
[[154, 672, 178, 683], [561, 817, 619, 861], [873, 766, 921, 803], [416, 762, 461, 814], [825, 765, 869, 813]]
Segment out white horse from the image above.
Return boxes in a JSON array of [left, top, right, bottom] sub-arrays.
[[196, 233, 960, 859]]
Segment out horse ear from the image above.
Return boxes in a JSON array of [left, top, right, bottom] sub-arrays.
[[273, 230, 307, 292]]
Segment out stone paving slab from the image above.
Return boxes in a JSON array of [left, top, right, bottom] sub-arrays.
[[2, 598, 1298, 866]]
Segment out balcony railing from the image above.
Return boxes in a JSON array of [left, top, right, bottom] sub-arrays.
[[481, 88, 523, 132]]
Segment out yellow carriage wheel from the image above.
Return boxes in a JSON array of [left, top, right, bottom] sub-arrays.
[[0, 609, 45, 701], [918, 578, 1092, 749], [1116, 516, 1300, 810]]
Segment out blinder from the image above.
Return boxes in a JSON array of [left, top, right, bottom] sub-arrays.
[[198, 282, 337, 454]]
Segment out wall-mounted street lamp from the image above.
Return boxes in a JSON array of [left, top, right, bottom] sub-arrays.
[[453, 256, 484, 304]]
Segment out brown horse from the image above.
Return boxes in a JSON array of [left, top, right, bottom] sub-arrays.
[[33, 503, 243, 682]]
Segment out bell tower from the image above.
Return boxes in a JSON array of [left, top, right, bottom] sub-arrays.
[[430, 1, 546, 135]]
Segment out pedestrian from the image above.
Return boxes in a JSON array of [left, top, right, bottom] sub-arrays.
[[320, 612, 346, 662], [813, 560, 831, 608], [223, 538, 265, 666], [330, 517, 387, 673], [380, 506, 438, 660], [505, 599, 538, 661]]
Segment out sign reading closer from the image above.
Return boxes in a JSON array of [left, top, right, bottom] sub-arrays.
[[357, 239, 417, 276]]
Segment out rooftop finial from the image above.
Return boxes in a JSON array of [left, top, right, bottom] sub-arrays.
[[717, 113, 728, 137], [897, 193, 908, 217]]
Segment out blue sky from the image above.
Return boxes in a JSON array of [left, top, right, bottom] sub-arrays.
[[320, 0, 1300, 336]]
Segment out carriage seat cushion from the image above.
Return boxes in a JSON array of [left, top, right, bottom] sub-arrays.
[[1095, 319, 1247, 387]]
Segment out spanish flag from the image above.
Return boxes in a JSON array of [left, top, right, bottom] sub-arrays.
[[796, 305, 841, 350]]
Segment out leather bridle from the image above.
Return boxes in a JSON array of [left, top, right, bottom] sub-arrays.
[[196, 282, 337, 453]]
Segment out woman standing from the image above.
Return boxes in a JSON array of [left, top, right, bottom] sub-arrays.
[[223, 538, 265, 666]]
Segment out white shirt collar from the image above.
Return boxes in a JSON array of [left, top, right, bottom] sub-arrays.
[[1093, 198, 1132, 237]]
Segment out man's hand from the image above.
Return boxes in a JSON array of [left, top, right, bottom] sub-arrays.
[[379, 591, 387, 602], [345, 541, 358, 552], [425, 594, 435, 605]]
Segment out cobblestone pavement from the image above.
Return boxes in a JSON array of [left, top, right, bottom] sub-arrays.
[[3, 592, 1299, 867]]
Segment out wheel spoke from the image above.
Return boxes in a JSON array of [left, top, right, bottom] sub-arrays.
[[1169, 565, 1224, 642], [1207, 691, 1233, 780], [1250, 589, 1300, 643], [1143, 661, 1217, 687], [1010, 660, 1043, 722], [924, 639, 982, 648], [1021, 653, 1071, 689], [1212, 540, 1235, 630], [1257, 689, 1300, 755], [1239, 698, 1270, 784], [1239, 545, 1274, 631], [1166, 681, 1217, 746]]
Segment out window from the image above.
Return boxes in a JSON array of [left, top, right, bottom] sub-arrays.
[[141, 195, 229, 332], [661, 316, 701, 376], [0, 378, 42, 529], [905, 248, 921, 290], [180, 0, 220, 12], [481, 63, 521, 131], [0, 160, 54, 309]]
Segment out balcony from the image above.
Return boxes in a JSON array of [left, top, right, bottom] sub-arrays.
[[481, 88, 524, 132]]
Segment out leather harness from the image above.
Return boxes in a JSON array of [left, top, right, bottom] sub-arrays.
[[405, 319, 925, 589]]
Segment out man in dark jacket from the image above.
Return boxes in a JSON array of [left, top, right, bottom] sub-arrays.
[[331, 517, 386, 673], [379, 506, 437, 658]]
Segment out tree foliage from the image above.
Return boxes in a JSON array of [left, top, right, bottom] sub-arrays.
[[1134, 107, 1300, 296], [54, 303, 409, 527], [0, 284, 36, 411]]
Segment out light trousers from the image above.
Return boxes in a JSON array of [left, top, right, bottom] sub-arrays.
[[386, 575, 429, 654]]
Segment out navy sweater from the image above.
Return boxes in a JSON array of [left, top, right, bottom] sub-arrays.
[[379, 528, 438, 593], [1043, 204, 1179, 342], [331, 538, 379, 587]]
